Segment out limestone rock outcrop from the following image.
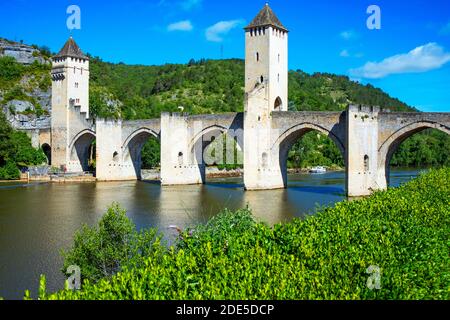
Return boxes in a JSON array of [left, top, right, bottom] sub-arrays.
[[0, 38, 47, 65]]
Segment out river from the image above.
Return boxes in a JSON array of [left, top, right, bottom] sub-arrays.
[[0, 169, 423, 299]]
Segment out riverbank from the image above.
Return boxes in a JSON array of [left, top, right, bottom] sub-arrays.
[[38, 167, 449, 300], [141, 166, 345, 180], [1, 166, 342, 184]]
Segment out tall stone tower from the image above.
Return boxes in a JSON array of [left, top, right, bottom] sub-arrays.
[[244, 3, 288, 113], [244, 4, 289, 190], [51, 37, 91, 171]]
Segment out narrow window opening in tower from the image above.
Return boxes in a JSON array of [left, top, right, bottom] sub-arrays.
[[364, 155, 370, 172], [262, 152, 268, 168], [260, 76, 264, 84], [278, 54, 280, 63], [256, 52, 259, 62], [278, 74, 280, 83], [274, 97, 282, 111]]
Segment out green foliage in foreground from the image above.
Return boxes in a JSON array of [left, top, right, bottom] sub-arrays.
[[37, 168, 449, 300], [61, 204, 161, 283]]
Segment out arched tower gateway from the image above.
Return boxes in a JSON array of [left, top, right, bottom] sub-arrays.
[[244, 4, 289, 190], [51, 37, 94, 173]]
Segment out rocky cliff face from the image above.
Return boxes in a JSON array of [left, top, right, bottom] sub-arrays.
[[0, 38, 47, 65], [0, 38, 52, 130]]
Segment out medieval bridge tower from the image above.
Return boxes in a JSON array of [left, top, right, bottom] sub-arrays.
[[50, 37, 95, 173], [243, 3, 290, 190]]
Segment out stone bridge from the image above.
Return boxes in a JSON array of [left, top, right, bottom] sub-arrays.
[[95, 113, 244, 184], [69, 105, 449, 196]]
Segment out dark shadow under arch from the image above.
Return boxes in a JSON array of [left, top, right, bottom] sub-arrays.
[[274, 97, 282, 111], [123, 129, 160, 180], [70, 131, 96, 173], [41, 143, 51, 165], [190, 126, 244, 184]]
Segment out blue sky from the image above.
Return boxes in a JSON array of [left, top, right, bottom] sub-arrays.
[[1, 0, 449, 112]]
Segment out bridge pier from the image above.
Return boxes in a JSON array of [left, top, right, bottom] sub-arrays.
[[160, 113, 204, 186], [346, 105, 385, 197], [96, 119, 137, 181], [243, 123, 286, 190], [243, 87, 285, 190]]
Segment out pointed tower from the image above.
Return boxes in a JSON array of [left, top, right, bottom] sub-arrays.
[[51, 37, 91, 171], [244, 3, 288, 113], [243, 4, 289, 190]]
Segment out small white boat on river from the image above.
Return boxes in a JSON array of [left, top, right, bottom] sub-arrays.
[[309, 166, 327, 174]]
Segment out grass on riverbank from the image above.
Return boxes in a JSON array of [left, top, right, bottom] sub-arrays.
[[38, 168, 449, 300]]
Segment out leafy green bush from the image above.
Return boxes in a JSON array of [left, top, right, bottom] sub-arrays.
[[61, 203, 162, 283], [0, 161, 20, 180], [0, 112, 46, 172], [0, 56, 24, 82], [9, 131, 47, 166], [38, 168, 449, 300]]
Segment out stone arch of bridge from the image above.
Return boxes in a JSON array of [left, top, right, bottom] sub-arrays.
[[69, 129, 96, 172], [188, 124, 243, 183], [122, 128, 160, 180], [189, 125, 244, 155], [272, 122, 346, 187], [379, 121, 450, 184]]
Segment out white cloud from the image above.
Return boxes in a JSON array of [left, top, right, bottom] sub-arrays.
[[350, 43, 450, 79], [340, 49, 364, 58], [167, 20, 193, 32], [205, 19, 244, 42], [339, 30, 358, 40]]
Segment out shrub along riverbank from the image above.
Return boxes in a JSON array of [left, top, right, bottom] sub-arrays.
[[36, 168, 449, 300], [0, 112, 46, 180]]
